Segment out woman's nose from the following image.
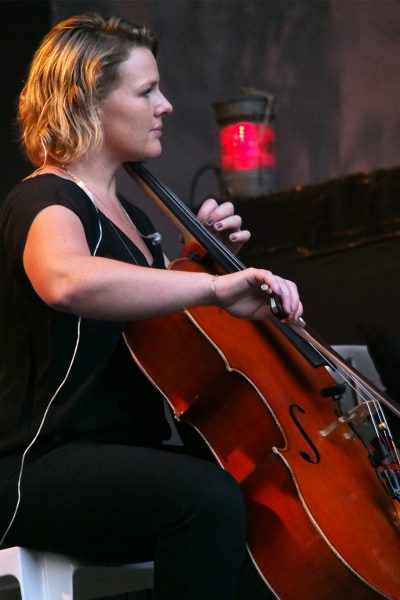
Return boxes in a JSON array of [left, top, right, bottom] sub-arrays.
[[157, 92, 173, 115]]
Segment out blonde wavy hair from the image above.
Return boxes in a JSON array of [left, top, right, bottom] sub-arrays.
[[19, 13, 157, 166]]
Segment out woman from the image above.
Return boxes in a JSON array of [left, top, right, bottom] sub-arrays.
[[0, 13, 302, 599]]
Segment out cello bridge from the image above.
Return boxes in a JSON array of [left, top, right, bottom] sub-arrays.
[[319, 403, 371, 438]]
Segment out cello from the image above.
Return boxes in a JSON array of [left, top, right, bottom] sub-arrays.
[[123, 162, 400, 600]]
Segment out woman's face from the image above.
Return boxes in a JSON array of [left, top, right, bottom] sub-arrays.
[[99, 46, 173, 163]]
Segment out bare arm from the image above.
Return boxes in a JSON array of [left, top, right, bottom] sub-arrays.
[[23, 205, 302, 322]]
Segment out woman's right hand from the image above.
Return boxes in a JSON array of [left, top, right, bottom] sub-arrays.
[[23, 201, 302, 323], [209, 268, 303, 323]]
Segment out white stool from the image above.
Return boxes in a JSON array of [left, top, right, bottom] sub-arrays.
[[0, 546, 153, 599]]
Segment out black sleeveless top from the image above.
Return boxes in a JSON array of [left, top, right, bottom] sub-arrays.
[[0, 174, 171, 476]]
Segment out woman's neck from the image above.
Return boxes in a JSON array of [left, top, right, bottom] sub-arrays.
[[61, 154, 119, 199]]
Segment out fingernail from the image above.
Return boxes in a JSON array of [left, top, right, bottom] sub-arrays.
[[215, 222, 223, 230], [230, 234, 237, 241], [205, 218, 213, 226]]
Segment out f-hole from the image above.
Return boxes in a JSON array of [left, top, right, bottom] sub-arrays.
[[289, 404, 321, 464]]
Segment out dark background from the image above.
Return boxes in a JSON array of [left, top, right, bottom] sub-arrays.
[[1, 0, 400, 345], [4, 0, 399, 201]]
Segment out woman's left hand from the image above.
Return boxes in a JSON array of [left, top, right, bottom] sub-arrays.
[[197, 198, 251, 254]]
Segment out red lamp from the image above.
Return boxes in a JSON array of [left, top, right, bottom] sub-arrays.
[[214, 91, 276, 200]]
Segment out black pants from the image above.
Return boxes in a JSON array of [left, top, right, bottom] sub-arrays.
[[2, 439, 273, 600]]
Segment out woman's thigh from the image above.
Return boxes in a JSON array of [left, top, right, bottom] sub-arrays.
[[3, 441, 246, 565]]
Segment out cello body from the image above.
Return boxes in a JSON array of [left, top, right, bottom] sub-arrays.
[[124, 257, 400, 600]]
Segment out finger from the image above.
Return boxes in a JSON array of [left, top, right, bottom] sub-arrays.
[[273, 279, 292, 316], [228, 229, 251, 244], [276, 280, 303, 321], [292, 301, 304, 322], [201, 201, 236, 226], [287, 281, 302, 319], [213, 215, 242, 233], [256, 270, 282, 296], [197, 198, 219, 224], [254, 270, 303, 321], [209, 201, 235, 223], [261, 279, 287, 318]]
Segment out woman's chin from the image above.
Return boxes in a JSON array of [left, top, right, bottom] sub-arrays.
[[129, 145, 163, 163]]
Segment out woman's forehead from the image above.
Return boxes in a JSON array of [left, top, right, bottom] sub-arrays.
[[117, 46, 159, 86]]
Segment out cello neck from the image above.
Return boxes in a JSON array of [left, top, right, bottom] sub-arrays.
[[124, 162, 244, 273]]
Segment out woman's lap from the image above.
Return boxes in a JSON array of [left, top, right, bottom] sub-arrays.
[[3, 441, 244, 560], [0, 440, 275, 599]]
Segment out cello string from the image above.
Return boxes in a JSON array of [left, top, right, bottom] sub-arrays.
[[305, 332, 398, 450], [292, 326, 400, 467], [292, 323, 397, 414], [289, 325, 397, 452], [321, 359, 400, 468]]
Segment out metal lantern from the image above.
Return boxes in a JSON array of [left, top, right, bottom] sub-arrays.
[[213, 91, 276, 200]]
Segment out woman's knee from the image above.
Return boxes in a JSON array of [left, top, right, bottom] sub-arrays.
[[180, 464, 247, 539]]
